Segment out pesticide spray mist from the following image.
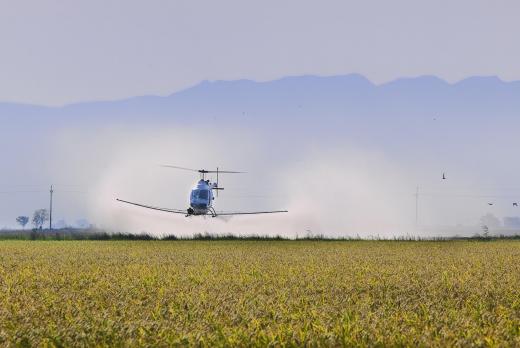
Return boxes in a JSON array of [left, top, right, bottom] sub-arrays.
[[42, 124, 425, 238], [37, 120, 518, 238]]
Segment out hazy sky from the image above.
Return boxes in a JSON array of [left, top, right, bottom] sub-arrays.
[[1, 0, 519, 105]]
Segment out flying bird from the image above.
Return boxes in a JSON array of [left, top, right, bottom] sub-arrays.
[[514, 203, 518, 207], [442, 173, 446, 180], [488, 203, 494, 206]]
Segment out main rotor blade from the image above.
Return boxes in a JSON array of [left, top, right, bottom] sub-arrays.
[[160, 165, 245, 174], [160, 165, 199, 172], [204, 170, 245, 174]]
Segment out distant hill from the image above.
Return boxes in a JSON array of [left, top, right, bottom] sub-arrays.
[[3, 73, 520, 165], [3, 74, 519, 164], [2, 74, 520, 127]]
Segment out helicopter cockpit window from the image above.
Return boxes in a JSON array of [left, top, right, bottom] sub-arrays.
[[192, 189, 209, 200], [198, 190, 209, 200]]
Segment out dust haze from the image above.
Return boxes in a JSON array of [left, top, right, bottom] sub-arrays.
[[32, 123, 514, 238]]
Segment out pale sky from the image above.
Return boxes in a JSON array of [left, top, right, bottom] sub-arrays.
[[1, 0, 519, 106]]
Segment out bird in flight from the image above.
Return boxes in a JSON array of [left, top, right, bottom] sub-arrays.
[[514, 202, 518, 207], [442, 173, 446, 180], [488, 203, 494, 206]]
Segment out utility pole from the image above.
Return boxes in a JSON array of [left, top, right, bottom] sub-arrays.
[[415, 186, 419, 230], [49, 185, 53, 231]]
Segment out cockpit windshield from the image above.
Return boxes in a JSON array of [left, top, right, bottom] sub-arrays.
[[191, 189, 209, 200]]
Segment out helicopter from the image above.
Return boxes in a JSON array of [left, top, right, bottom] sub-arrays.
[[117, 165, 288, 217]]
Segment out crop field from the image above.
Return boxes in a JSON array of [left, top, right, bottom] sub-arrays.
[[0, 240, 519, 347]]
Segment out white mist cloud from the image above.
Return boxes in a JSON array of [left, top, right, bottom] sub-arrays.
[[43, 125, 423, 237], [279, 149, 417, 238]]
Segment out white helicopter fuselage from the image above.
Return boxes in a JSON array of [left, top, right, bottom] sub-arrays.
[[188, 179, 216, 215]]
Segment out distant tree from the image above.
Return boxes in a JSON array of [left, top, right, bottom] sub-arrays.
[[75, 219, 91, 229], [480, 213, 500, 229], [481, 224, 489, 238], [480, 213, 500, 238], [16, 216, 29, 230], [32, 209, 49, 229]]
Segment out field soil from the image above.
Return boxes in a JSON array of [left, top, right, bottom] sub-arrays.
[[0, 240, 519, 346]]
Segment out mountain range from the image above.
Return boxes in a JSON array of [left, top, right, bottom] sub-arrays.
[[2, 74, 519, 125]]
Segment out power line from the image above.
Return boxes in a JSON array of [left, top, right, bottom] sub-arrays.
[[418, 193, 520, 199], [0, 189, 87, 194], [0, 191, 47, 194]]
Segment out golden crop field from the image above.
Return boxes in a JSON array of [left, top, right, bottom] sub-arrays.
[[0, 240, 519, 347]]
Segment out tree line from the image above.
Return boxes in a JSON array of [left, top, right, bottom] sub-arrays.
[[15, 209, 48, 230]]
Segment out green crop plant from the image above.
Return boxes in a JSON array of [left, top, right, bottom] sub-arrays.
[[0, 240, 518, 346]]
